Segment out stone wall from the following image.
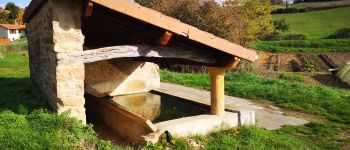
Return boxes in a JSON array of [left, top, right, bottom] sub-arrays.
[[27, 0, 86, 123], [85, 59, 160, 97]]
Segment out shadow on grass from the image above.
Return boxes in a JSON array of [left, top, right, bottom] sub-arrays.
[[0, 77, 51, 113], [312, 74, 350, 89]]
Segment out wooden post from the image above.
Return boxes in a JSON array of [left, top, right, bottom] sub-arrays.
[[207, 67, 225, 116]]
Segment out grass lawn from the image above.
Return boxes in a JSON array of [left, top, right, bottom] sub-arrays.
[[273, 6, 350, 39], [1, 51, 349, 149], [250, 38, 350, 52], [0, 38, 28, 51]]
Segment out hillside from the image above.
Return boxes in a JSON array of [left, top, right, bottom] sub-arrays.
[[273, 6, 350, 39]]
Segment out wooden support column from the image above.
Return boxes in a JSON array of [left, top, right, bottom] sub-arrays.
[[207, 67, 226, 116]]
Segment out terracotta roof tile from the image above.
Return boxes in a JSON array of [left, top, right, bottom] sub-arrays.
[[0, 9, 10, 14], [0, 24, 26, 30]]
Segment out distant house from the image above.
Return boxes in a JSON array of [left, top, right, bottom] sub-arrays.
[[0, 8, 10, 14], [0, 24, 26, 41]]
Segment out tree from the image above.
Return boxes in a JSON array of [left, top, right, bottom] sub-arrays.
[[5, 2, 20, 20], [0, 12, 9, 24], [16, 9, 24, 25], [225, 0, 274, 44], [136, 0, 274, 45]]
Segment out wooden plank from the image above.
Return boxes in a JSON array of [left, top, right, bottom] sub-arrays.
[[57, 45, 218, 65], [85, 94, 157, 145], [84, 2, 94, 17], [89, 0, 258, 62]]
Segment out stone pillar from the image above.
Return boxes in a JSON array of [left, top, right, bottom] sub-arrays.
[[26, 0, 86, 122], [51, 0, 86, 123], [207, 67, 225, 116]]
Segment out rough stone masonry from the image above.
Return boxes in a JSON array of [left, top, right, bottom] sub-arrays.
[[26, 0, 160, 123]]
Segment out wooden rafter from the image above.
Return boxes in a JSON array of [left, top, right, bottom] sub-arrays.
[[84, 2, 94, 17], [157, 31, 173, 46]]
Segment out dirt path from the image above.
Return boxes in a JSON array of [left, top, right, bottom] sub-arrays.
[[157, 82, 309, 130]]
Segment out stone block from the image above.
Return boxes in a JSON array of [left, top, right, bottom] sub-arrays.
[[238, 109, 256, 126]]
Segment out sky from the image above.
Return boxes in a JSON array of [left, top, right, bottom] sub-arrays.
[[0, 0, 31, 8]]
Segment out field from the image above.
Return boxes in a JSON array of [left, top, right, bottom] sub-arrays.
[[251, 6, 350, 52], [273, 6, 350, 39], [251, 38, 350, 52], [0, 38, 28, 51], [1, 51, 350, 149]]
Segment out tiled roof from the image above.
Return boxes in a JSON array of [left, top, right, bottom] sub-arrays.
[[0, 24, 26, 30], [0, 9, 10, 14]]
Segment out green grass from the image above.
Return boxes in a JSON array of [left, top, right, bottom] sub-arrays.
[[250, 38, 350, 52], [145, 125, 324, 149], [0, 38, 28, 51], [279, 72, 305, 82], [273, 6, 350, 39]]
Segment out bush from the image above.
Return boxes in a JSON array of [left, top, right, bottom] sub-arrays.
[[271, 8, 307, 14], [327, 28, 350, 39], [283, 34, 308, 40], [273, 19, 289, 32], [264, 32, 284, 41], [263, 33, 307, 41], [279, 72, 305, 82]]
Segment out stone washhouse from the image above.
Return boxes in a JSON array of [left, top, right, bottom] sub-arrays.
[[24, 0, 258, 143]]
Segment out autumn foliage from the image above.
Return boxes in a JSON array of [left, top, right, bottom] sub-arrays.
[[136, 0, 274, 45]]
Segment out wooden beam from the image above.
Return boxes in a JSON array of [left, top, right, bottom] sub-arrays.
[[84, 2, 94, 17], [85, 30, 173, 47], [157, 31, 173, 46], [57, 45, 218, 65], [225, 57, 241, 69]]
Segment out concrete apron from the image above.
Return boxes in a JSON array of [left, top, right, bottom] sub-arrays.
[[157, 82, 309, 130], [86, 91, 255, 145]]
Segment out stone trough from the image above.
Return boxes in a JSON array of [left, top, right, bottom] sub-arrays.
[[86, 92, 254, 145], [23, 0, 258, 144]]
